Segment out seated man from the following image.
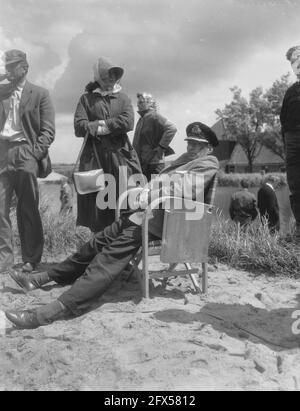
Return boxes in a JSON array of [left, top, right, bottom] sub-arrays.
[[5, 121, 219, 330], [229, 179, 258, 227]]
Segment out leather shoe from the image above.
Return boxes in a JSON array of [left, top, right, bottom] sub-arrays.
[[5, 310, 40, 329], [22, 262, 36, 273], [8, 270, 38, 292]]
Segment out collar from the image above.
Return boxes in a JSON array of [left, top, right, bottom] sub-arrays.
[[266, 182, 274, 190], [93, 83, 122, 97]]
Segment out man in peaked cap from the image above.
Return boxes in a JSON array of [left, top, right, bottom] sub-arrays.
[[0, 49, 55, 273], [5, 121, 219, 329]]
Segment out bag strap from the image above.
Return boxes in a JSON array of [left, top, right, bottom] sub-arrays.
[[73, 131, 89, 174], [91, 138, 102, 169], [72, 131, 102, 173]]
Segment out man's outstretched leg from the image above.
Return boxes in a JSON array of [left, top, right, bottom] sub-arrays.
[[6, 218, 144, 329], [8, 219, 128, 292]]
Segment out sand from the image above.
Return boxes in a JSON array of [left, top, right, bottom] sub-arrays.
[[0, 258, 300, 391]]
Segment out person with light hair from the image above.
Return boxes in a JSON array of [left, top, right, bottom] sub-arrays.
[[133, 92, 177, 181], [280, 46, 300, 242]]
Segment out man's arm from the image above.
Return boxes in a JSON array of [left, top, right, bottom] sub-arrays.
[[32, 89, 55, 160], [157, 114, 177, 150]]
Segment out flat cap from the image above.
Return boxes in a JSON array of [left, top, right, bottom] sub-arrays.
[[4, 49, 27, 66]]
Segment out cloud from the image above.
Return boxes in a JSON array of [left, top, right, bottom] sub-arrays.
[[49, 0, 300, 113], [1, 0, 300, 162]]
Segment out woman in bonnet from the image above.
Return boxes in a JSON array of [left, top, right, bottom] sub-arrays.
[[74, 57, 142, 232]]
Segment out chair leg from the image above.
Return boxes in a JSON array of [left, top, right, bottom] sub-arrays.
[[202, 262, 208, 294], [185, 263, 201, 294], [142, 229, 150, 299]]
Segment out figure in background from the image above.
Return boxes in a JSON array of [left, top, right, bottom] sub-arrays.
[[5, 121, 219, 329], [74, 57, 142, 233], [133, 93, 176, 181], [60, 178, 73, 215], [257, 175, 280, 233], [280, 46, 300, 242], [229, 179, 258, 227], [0, 49, 55, 273]]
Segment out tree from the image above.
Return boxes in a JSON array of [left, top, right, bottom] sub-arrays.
[[216, 74, 292, 170], [216, 86, 269, 172], [261, 73, 292, 160]]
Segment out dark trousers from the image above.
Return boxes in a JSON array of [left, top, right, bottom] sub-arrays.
[[285, 131, 300, 225], [49, 217, 157, 315], [0, 141, 43, 270]]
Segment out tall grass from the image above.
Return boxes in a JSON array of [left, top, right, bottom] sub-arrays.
[[210, 211, 300, 278], [217, 171, 287, 187], [11, 194, 90, 257], [10, 193, 300, 278]]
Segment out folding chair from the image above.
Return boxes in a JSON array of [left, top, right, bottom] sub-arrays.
[[116, 175, 218, 298]]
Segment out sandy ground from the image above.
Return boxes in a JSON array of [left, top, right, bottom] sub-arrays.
[[0, 257, 300, 391]]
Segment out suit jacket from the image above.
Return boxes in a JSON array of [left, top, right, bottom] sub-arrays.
[[129, 153, 219, 238], [0, 81, 55, 178], [257, 183, 280, 229]]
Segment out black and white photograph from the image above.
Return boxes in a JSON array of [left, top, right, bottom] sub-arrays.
[[0, 0, 300, 393]]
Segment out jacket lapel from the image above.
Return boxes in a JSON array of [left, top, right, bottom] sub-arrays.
[[19, 81, 32, 116]]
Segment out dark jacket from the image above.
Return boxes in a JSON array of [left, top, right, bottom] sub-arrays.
[[0, 81, 55, 177], [133, 109, 176, 170], [229, 189, 258, 226], [280, 82, 300, 134], [257, 183, 280, 231], [74, 90, 142, 232]]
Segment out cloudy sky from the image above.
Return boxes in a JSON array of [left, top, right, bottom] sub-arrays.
[[0, 0, 299, 163]]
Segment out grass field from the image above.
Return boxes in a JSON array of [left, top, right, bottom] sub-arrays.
[[32, 181, 299, 278]]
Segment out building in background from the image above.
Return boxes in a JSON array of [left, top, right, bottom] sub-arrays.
[[211, 119, 285, 173]]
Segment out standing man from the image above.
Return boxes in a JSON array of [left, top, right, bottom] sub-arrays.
[[280, 46, 300, 242], [257, 175, 280, 233], [0, 49, 55, 273], [133, 92, 177, 181], [229, 179, 258, 227]]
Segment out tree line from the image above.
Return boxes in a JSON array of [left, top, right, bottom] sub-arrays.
[[216, 73, 291, 172]]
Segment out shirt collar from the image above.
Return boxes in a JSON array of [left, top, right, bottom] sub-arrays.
[[266, 182, 274, 190]]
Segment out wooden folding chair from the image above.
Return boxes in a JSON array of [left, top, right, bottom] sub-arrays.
[[116, 175, 218, 298]]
